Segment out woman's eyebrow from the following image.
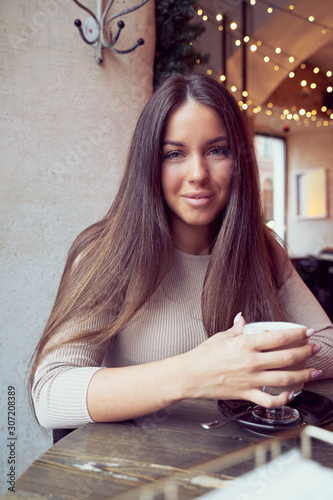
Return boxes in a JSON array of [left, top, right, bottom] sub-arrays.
[[162, 136, 229, 147], [162, 140, 184, 147], [206, 136, 229, 145]]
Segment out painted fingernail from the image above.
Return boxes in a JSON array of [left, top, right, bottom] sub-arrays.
[[233, 312, 242, 324], [288, 391, 295, 401], [313, 344, 322, 354], [311, 369, 323, 379], [306, 328, 316, 337]]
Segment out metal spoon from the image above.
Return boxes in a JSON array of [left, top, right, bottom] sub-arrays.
[[201, 406, 258, 429]]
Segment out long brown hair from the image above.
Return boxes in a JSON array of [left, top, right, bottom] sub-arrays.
[[28, 73, 286, 393]]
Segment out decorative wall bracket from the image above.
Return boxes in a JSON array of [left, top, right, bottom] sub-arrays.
[[73, 0, 149, 64]]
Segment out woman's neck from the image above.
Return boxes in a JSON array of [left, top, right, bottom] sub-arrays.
[[170, 222, 218, 255]]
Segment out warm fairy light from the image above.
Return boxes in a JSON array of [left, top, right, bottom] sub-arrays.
[[311, 115, 316, 121], [289, 4, 294, 10], [274, 65, 279, 71], [289, 56, 295, 63], [207, 69, 212, 75], [243, 36, 250, 42], [250, 44, 257, 52], [196, 58, 201, 64], [264, 56, 270, 62], [230, 22, 237, 30], [327, 86, 333, 93], [313, 67, 320, 74], [280, 114, 285, 120], [202, 15, 208, 21], [289, 72, 295, 78], [322, 28, 327, 34], [220, 75, 226, 81], [310, 83, 317, 89], [231, 85, 237, 92], [322, 106, 327, 112], [197, 8, 203, 15], [316, 121, 322, 127], [311, 110, 317, 115], [267, 7, 273, 14], [216, 14, 223, 21], [283, 109, 289, 115], [324, 121, 329, 126], [266, 109, 272, 115], [242, 103, 248, 110], [301, 63, 306, 69], [287, 114, 292, 120], [257, 40, 262, 46], [275, 47, 281, 54], [306, 111, 311, 117], [235, 39, 241, 46], [331, 113, 333, 119], [327, 71, 332, 77], [218, 26, 223, 31], [242, 90, 248, 97], [301, 80, 307, 87], [308, 16, 315, 22], [293, 114, 299, 121], [299, 109, 306, 115], [250, 0, 256, 4]]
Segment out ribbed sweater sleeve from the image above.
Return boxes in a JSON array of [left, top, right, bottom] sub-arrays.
[[277, 265, 333, 377]]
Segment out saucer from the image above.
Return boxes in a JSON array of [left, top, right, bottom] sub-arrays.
[[217, 390, 333, 435]]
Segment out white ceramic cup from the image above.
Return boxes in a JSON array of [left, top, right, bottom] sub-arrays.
[[243, 321, 307, 396]]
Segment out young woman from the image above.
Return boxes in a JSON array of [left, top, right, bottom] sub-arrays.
[[29, 73, 333, 429]]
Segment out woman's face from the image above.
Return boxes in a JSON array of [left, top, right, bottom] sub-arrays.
[[161, 100, 233, 251]]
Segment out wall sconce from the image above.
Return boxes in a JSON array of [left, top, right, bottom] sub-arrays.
[[73, 0, 150, 64]]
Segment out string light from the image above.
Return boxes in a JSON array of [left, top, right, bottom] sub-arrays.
[[195, 2, 333, 127]]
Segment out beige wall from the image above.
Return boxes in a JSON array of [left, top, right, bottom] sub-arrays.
[[0, 0, 155, 493], [286, 126, 333, 257]]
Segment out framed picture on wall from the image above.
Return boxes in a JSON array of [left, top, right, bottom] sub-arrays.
[[295, 167, 327, 220]]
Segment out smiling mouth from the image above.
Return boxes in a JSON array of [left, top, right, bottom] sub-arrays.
[[182, 193, 214, 199]]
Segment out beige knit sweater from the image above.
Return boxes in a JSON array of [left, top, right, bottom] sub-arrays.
[[32, 248, 333, 429]]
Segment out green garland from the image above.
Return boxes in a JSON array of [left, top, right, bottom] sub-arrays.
[[154, 0, 210, 86]]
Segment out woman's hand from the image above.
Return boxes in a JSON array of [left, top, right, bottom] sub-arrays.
[[180, 314, 322, 409]]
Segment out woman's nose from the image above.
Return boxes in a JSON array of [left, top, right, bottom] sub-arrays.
[[187, 155, 208, 183]]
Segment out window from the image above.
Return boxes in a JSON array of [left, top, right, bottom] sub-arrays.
[[255, 134, 286, 241]]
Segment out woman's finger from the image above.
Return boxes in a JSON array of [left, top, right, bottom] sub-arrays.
[[253, 343, 320, 371], [250, 366, 322, 391], [244, 389, 293, 409], [246, 327, 316, 351]]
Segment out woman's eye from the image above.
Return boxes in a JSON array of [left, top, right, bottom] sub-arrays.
[[164, 151, 183, 160], [209, 146, 231, 157]]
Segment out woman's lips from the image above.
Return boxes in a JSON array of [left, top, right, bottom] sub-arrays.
[[181, 192, 215, 207]]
